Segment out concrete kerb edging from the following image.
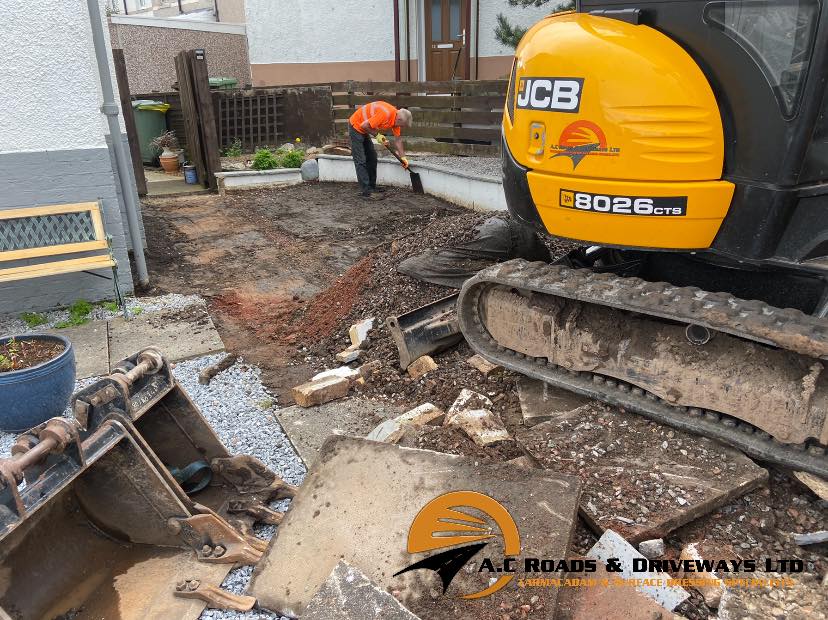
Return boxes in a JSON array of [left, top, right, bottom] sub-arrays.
[[215, 168, 303, 194], [316, 155, 507, 212]]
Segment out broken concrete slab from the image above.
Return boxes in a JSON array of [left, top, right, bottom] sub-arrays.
[[793, 530, 828, 546], [335, 344, 364, 364], [445, 389, 510, 446], [717, 572, 827, 620], [108, 312, 224, 366], [465, 354, 502, 378], [638, 539, 666, 559], [303, 561, 419, 620], [516, 377, 591, 427], [249, 436, 581, 619], [518, 405, 768, 542], [407, 355, 437, 379], [312, 366, 361, 383], [349, 318, 375, 348], [291, 375, 350, 407], [276, 398, 404, 466], [556, 560, 682, 620], [46, 321, 109, 379], [366, 403, 445, 443], [587, 530, 689, 611], [794, 471, 828, 502], [677, 542, 725, 608]]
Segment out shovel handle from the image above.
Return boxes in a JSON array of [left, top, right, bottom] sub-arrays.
[[382, 141, 406, 167]]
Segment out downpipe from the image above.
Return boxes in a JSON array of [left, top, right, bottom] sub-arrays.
[[85, 0, 149, 287]]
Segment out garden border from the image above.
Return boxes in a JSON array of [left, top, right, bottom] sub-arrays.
[[316, 155, 506, 212], [214, 168, 303, 194]]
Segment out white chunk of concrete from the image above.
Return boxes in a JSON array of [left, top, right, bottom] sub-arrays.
[[588, 530, 689, 611], [348, 318, 375, 347]]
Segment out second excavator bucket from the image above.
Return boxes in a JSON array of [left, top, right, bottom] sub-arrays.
[[0, 348, 295, 620]]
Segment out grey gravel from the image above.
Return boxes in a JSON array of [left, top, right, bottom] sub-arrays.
[[410, 154, 500, 179], [0, 353, 304, 620], [0, 293, 204, 335]]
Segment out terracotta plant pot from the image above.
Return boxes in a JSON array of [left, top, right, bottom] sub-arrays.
[[159, 153, 180, 174]]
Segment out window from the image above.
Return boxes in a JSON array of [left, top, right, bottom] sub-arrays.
[[705, 0, 821, 117]]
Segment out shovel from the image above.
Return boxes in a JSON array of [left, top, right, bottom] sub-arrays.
[[382, 140, 424, 194]]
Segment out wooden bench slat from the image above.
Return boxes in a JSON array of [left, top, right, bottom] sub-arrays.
[[0, 239, 109, 262], [0, 202, 101, 220], [0, 256, 116, 284]]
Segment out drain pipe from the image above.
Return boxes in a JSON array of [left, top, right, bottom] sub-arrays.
[[85, 0, 149, 286]]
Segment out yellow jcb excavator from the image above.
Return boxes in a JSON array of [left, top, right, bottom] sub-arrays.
[[458, 2, 828, 476]]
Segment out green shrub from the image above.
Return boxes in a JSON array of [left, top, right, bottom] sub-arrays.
[[252, 148, 280, 170], [223, 138, 243, 157], [102, 301, 119, 313], [280, 149, 305, 168], [20, 312, 47, 328]]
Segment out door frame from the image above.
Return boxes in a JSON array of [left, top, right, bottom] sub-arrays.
[[417, 0, 473, 81]]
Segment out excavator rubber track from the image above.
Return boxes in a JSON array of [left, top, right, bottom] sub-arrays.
[[458, 259, 828, 477]]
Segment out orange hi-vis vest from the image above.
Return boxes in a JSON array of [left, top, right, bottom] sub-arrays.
[[349, 101, 401, 136]]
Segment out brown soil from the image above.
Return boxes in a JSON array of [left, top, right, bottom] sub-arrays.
[[139, 182, 826, 618], [138, 182, 466, 399], [0, 338, 64, 372]]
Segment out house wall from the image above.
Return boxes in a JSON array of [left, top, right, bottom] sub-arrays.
[[0, 0, 134, 314], [248, 0, 397, 86], [216, 0, 245, 23], [109, 16, 250, 93], [247, 0, 559, 86]]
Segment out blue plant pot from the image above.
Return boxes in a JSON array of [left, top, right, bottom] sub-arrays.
[[0, 334, 76, 432]]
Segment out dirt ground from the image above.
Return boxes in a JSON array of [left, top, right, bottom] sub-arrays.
[[138, 182, 826, 619]]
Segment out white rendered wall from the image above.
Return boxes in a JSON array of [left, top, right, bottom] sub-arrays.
[[0, 0, 122, 153], [246, 0, 396, 65]]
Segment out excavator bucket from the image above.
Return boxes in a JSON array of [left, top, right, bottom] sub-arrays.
[[0, 348, 296, 620]]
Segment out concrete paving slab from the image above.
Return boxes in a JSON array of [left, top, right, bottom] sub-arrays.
[[303, 561, 419, 620], [108, 312, 224, 366], [249, 437, 581, 619], [46, 322, 109, 379], [518, 405, 768, 543], [517, 377, 592, 427], [556, 559, 682, 620], [276, 398, 404, 467], [588, 530, 689, 610]]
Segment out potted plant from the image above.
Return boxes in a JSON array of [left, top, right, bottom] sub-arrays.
[[0, 334, 76, 432], [151, 130, 182, 174]]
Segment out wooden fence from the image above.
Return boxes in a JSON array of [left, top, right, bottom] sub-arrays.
[[330, 80, 507, 156], [133, 79, 507, 161]]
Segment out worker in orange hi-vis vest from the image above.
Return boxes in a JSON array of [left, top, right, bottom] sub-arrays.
[[348, 101, 413, 200]]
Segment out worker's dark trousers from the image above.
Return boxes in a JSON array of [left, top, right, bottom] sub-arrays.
[[349, 125, 377, 193]]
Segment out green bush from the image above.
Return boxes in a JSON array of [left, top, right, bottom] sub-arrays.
[[252, 148, 280, 170], [102, 301, 119, 313], [20, 312, 47, 328], [280, 149, 305, 168], [223, 138, 243, 157]]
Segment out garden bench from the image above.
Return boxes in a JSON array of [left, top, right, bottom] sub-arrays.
[[0, 202, 125, 312]]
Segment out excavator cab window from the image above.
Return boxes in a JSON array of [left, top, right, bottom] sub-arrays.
[[704, 0, 820, 118]]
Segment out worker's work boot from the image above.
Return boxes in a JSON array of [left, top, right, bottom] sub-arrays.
[[371, 186, 388, 193], [361, 190, 385, 201]]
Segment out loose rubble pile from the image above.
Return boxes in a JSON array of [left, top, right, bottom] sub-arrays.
[[270, 211, 826, 619]]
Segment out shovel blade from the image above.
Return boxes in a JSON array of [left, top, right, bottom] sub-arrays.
[[409, 171, 424, 194]]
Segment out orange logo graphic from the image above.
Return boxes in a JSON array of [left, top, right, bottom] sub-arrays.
[[550, 120, 620, 168], [393, 491, 520, 599]]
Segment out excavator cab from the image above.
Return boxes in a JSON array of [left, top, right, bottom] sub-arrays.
[[502, 0, 828, 312]]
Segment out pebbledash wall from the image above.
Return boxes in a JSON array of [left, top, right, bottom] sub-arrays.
[[246, 0, 557, 86], [0, 0, 136, 314], [108, 15, 251, 93]]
